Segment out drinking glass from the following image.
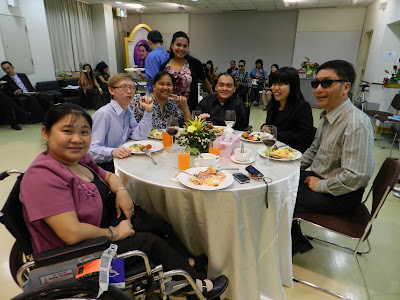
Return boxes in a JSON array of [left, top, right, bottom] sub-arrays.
[[178, 148, 190, 170], [261, 125, 277, 166], [191, 110, 202, 120], [166, 118, 179, 152], [225, 110, 236, 128], [208, 140, 220, 156]]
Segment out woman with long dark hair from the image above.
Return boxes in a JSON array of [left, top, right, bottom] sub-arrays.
[[260, 63, 279, 110], [261, 67, 314, 153], [79, 63, 106, 109], [160, 31, 213, 111]]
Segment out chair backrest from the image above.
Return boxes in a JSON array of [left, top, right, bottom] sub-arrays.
[[371, 158, 400, 218], [0, 173, 33, 255], [391, 94, 400, 111]]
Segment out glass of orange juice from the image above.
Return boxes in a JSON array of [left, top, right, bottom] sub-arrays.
[[209, 141, 219, 156], [162, 131, 172, 148], [178, 148, 190, 170]]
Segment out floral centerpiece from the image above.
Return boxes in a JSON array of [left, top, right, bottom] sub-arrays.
[[177, 115, 216, 154], [299, 57, 319, 75], [383, 59, 400, 87]]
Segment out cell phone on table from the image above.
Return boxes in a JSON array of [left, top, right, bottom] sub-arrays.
[[233, 173, 250, 184], [245, 165, 264, 179]]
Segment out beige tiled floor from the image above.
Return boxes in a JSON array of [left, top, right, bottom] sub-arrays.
[[0, 106, 399, 299]]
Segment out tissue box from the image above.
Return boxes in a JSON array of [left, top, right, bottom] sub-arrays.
[[213, 134, 241, 158]]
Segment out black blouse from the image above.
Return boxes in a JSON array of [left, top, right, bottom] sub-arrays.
[[261, 99, 314, 153]]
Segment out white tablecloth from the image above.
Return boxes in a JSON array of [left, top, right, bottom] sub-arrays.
[[115, 140, 299, 300]]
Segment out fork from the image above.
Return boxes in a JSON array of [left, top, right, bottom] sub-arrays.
[[143, 148, 157, 165]]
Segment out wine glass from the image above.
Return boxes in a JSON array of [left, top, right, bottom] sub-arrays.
[[191, 110, 202, 120], [225, 110, 236, 128], [261, 125, 277, 166], [166, 118, 179, 152]]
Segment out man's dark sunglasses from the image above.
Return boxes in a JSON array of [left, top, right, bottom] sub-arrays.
[[311, 79, 347, 89], [239, 65, 244, 67]]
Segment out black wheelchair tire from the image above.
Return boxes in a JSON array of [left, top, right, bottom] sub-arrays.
[[11, 278, 131, 300], [10, 241, 31, 286]]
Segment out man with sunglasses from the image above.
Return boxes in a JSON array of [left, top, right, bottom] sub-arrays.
[[292, 60, 374, 256], [231, 60, 251, 103], [89, 73, 153, 172]]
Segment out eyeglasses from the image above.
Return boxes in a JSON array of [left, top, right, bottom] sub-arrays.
[[113, 85, 135, 91], [311, 79, 347, 89], [239, 65, 244, 67]]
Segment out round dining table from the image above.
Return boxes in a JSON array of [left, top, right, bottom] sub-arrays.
[[114, 136, 300, 300]]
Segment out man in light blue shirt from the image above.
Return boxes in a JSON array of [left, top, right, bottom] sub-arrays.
[[89, 73, 153, 171], [145, 30, 169, 92]]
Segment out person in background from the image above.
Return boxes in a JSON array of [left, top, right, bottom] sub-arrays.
[[0, 89, 29, 130], [1, 61, 51, 123], [231, 60, 251, 104], [160, 31, 213, 111], [88, 73, 153, 172], [249, 59, 268, 105], [95, 61, 111, 102], [226, 60, 238, 74], [20, 103, 229, 299], [204, 60, 218, 91], [138, 43, 150, 68], [261, 67, 314, 153], [291, 60, 374, 256], [197, 73, 248, 131], [260, 63, 279, 110], [145, 30, 169, 92], [131, 71, 191, 129], [79, 63, 106, 110]]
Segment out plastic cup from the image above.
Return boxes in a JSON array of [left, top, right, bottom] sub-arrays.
[[162, 131, 172, 148]]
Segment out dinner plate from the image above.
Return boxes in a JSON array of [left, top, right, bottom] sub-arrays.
[[212, 126, 226, 136], [124, 140, 163, 154], [230, 154, 256, 164], [177, 167, 234, 190], [257, 147, 302, 161], [240, 132, 267, 143], [124, 67, 145, 72], [148, 130, 162, 140]]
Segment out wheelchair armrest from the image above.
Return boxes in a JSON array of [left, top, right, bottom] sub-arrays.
[[34, 236, 110, 268]]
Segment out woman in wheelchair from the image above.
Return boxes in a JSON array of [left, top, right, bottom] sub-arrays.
[[19, 103, 228, 299]]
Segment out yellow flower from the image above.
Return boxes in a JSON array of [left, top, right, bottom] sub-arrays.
[[187, 125, 196, 133]]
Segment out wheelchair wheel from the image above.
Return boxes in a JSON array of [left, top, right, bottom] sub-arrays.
[[11, 278, 131, 300], [10, 241, 32, 286]]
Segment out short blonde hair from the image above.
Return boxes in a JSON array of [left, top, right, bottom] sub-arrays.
[[108, 73, 135, 88]]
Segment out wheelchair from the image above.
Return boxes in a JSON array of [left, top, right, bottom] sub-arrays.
[[0, 170, 207, 300], [249, 78, 266, 106]]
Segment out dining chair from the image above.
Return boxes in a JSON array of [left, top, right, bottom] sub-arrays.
[[365, 93, 400, 148], [292, 157, 400, 300]]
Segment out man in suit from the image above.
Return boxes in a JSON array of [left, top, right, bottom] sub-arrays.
[[0, 89, 30, 130], [1, 61, 53, 122]]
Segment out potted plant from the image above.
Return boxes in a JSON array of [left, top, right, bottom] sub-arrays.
[[299, 57, 319, 78]]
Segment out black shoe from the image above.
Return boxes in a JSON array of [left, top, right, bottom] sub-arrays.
[[11, 124, 22, 130], [292, 235, 313, 256], [202, 275, 229, 300], [193, 254, 208, 271]]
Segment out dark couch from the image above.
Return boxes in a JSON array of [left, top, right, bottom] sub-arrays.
[[35, 78, 83, 106]]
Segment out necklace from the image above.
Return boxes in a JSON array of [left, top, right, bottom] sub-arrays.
[[68, 164, 94, 182]]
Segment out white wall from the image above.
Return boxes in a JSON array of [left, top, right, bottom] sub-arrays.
[[91, 4, 117, 74], [0, 0, 55, 84], [362, 0, 400, 109], [292, 8, 365, 70]]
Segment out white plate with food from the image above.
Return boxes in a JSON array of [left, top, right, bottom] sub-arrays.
[[257, 147, 302, 161], [148, 129, 162, 140], [240, 132, 267, 143], [212, 126, 226, 136], [177, 166, 234, 190], [124, 140, 163, 154], [230, 154, 256, 165]]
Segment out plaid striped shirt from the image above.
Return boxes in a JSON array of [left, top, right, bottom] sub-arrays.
[[231, 69, 250, 85], [301, 99, 374, 196]]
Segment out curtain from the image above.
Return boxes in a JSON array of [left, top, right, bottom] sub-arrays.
[[113, 15, 127, 73], [44, 0, 96, 72]]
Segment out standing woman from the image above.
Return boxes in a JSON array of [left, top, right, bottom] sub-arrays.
[[79, 63, 105, 109], [130, 71, 191, 129], [261, 67, 314, 153], [160, 31, 213, 111]]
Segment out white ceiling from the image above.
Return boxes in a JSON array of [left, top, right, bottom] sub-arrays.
[[83, 0, 376, 14]]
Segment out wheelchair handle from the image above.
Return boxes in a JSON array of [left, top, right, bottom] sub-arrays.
[[0, 169, 25, 181]]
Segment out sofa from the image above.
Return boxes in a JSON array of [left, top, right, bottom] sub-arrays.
[[35, 78, 83, 106]]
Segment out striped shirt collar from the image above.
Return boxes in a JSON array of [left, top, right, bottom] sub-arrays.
[[320, 98, 351, 125]]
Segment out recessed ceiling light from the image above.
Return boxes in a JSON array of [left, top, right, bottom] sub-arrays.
[[192, 0, 198, 2], [128, 3, 143, 9], [115, 1, 122, 3]]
